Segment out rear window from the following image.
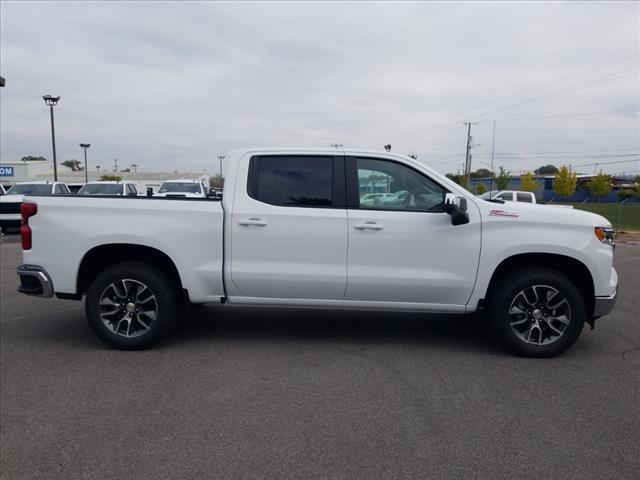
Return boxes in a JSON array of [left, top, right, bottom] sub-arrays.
[[6, 184, 52, 195], [249, 156, 333, 207], [158, 182, 201, 194], [78, 184, 124, 195], [516, 193, 533, 203]]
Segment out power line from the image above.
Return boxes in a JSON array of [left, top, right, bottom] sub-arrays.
[[493, 132, 640, 142], [475, 153, 639, 160], [379, 57, 639, 143], [377, 55, 639, 143], [451, 68, 638, 126], [570, 158, 640, 167], [489, 108, 639, 123]]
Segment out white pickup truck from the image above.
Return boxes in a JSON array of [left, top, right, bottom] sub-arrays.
[[1, 181, 70, 231], [15, 149, 618, 357], [487, 190, 538, 203]]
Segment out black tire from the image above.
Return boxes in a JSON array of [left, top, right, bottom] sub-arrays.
[[85, 262, 179, 350], [487, 267, 585, 358]]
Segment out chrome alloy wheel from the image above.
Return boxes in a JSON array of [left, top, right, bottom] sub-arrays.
[[98, 279, 158, 338], [508, 285, 571, 346]]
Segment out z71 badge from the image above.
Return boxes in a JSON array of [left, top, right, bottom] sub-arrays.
[[489, 209, 519, 218]]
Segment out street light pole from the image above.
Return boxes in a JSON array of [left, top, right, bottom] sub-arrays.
[[217, 155, 225, 187], [79, 143, 91, 184], [43, 95, 61, 181]]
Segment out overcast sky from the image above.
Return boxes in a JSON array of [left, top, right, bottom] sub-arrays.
[[1, 1, 638, 175]]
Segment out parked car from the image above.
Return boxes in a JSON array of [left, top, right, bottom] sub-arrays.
[[360, 193, 384, 206], [78, 181, 138, 196], [0, 181, 69, 231], [479, 190, 573, 208], [380, 190, 411, 207], [478, 190, 536, 203], [16, 148, 617, 357], [155, 179, 208, 198]]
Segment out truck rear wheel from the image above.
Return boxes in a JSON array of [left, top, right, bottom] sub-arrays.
[[85, 262, 178, 350], [487, 268, 585, 357]]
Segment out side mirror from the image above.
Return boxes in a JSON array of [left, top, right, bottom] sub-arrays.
[[444, 193, 470, 226], [443, 193, 458, 214], [146, 187, 154, 197]]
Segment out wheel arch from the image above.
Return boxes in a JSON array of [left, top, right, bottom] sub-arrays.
[[484, 253, 595, 317], [77, 244, 184, 297]]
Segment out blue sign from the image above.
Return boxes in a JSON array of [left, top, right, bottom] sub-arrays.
[[0, 166, 14, 177]]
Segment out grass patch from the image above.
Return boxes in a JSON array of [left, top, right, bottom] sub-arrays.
[[553, 203, 640, 231]]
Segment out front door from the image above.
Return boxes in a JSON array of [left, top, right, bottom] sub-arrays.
[[229, 154, 348, 300], [345, 156, 481, 308]]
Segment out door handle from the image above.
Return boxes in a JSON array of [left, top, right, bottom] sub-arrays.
[[354, 222, 384, 231], [238, 218, 267, 227]]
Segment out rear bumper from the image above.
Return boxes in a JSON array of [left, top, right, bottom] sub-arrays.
[[593, 288, 617, 318], [16, 264, 54, 298]]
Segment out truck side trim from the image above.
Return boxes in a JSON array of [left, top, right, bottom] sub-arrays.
[[226, 296, 467, 313]]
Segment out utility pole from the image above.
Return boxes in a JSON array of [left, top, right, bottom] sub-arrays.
[[463, 122, 478, 186], [490, 121, 496, 193], [218, 155, 225, 182], [217, 155, 225, 188]]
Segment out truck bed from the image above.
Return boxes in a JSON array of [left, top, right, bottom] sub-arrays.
[[22, 196, 225, 303]]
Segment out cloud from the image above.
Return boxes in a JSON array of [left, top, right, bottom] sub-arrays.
[[1, 1, 638, 175]]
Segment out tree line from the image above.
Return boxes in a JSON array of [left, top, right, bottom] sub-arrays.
[[446, 164, 640, 202]]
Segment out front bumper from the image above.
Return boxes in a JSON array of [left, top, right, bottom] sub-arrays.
[[16, 264, 54, 298], [593, 288, 617, 318]]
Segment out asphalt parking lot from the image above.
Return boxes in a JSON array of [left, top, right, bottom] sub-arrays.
[[1, 235, 639, 480]]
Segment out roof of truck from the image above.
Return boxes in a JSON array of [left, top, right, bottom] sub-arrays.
[[12, 181, 62, 185], [83, 181, 128, 185]]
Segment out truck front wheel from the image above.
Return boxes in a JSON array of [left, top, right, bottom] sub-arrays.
[[487, 268, 585, 357], [85, 262, 178, 350]]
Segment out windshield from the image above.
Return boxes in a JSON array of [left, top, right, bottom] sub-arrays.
[[6, 184, 52, 195], [158, 182, 201, 194], [478, 191, 498, 199], [78, 184, 124, 195]]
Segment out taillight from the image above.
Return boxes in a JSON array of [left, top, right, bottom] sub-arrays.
[[20, 203, 38, 250]]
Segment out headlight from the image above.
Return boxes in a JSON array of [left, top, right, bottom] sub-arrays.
[[594, 227, 615, 246]]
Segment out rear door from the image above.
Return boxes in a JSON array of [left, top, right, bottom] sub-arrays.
[[345, 156, 481, 307], [229, 154, 348, 300]]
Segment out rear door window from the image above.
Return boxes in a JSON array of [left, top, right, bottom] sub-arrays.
[[516, 193, 533, 202], [248, 156, 336, 207]]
